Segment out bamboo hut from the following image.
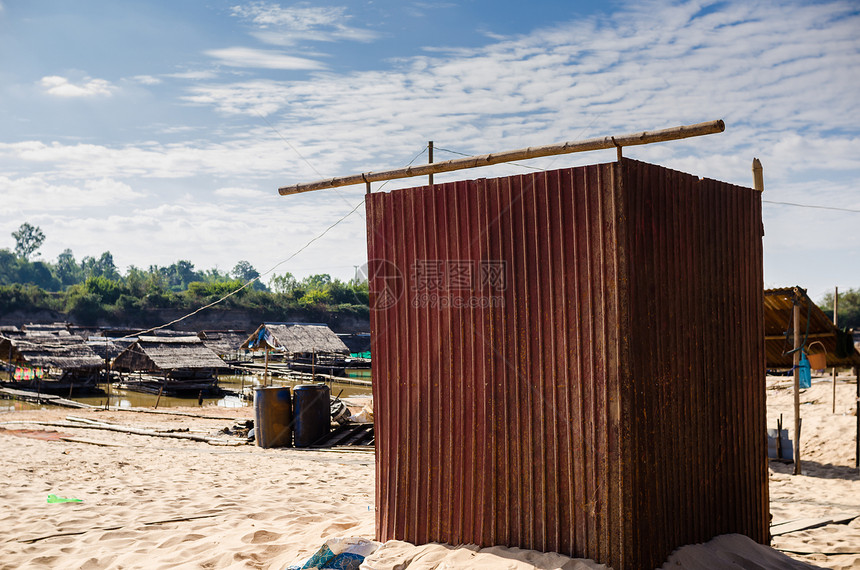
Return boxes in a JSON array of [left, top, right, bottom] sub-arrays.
[[197, 330, 248, 361], [0, 333, 104, 391], [112, 336, 228, 395], [86, 335, 136, 361], [241, 323, 348, 355], [240, 323, 350, 376]]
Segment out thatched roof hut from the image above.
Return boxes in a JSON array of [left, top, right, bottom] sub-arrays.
[[240, 323, 349, 355], [197, 330, 248, 357], [86, 336, 136, 360], [112, 336, 228, 375], [0, 334, 104, 373]]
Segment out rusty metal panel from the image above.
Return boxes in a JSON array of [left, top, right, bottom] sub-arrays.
[[621, 161, 768, 566], [366, 158, 767, 570]]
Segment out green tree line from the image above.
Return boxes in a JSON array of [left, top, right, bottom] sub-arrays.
[[0, 223, 368, 324], [819, 289, 860, 330]]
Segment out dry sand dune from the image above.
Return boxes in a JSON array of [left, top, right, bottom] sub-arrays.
[[0, 373, 857, 569]]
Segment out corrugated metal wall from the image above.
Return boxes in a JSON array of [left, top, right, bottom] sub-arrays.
[[366, 158, 767, 569]]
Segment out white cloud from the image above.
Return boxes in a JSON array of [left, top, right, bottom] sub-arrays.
[[39, 75, 116, 97], [132, 75, 162, 85], [214, 186, 270, 199], [167, 70, 220, 80], [0, 175, 144, 214], [183, 79, 290, 115], [230, 2, 379, 45], [205, 47, 325, 70]]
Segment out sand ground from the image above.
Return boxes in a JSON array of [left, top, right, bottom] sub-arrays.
[[0, 373, 857, 569]]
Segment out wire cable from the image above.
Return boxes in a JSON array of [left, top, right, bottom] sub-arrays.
[[763, 200, 860, 214], [129, 198, 366, 339], [124, 142, 428, 339]]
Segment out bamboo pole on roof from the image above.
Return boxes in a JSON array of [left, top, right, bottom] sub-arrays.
[[428, 141, 434, 186], [752, 158, 764, 192], [278, 119, 726, 196]]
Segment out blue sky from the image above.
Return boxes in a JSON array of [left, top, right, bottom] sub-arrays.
[[1, 0, 858, 302]]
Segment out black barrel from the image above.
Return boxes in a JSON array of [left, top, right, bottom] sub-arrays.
[[254, 386, 293, 448], [293, 384, 330, 447]]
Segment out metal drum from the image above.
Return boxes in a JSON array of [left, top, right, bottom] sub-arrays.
[[292, 383, 330, 447], [254, 386, 293, 448]]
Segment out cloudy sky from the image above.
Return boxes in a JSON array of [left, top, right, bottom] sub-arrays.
[[1, 0, 858, 301]]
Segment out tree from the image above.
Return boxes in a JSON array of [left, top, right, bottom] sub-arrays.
[[84, 275, 123, 305], [81, 251, 120, 281], [231, 260, 260, 282], [269, 272, 298, 294], [161, 260, 200, 291], [302, 273, 332, 291], [231, 260, 267, 291], [55, 249, 83, 288], [12, 223, 45, 261], [819, 288, 860, 329]]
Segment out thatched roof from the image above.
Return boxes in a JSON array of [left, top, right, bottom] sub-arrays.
[[0, 334, 104, 371], [87, 336, 136, 360], [23, 322, 72, 334], [240, 323, 349, 354], [113, 336, 227, 372], [764, 287, 860, 368], [197, 330, 248, 356], [339, 333, 371, 354]]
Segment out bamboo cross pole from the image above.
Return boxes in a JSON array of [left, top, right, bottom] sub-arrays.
[[278, 119, 725, 196]]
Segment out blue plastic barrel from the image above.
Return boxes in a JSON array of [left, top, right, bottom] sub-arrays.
[[254, 386, 293, 448], [293, 383, 330, 447]]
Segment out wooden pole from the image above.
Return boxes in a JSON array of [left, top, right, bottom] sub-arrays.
[[264, 350, 269, 386], [855, 366, 859, 468], [154, 384, 164, 409], [752, 158, 764, 192], [279, 119, 726, 195], [793, 297, 802, 475], [6, 343, 12, 381], [428, 141, 434, 186], [105, 363, 111, 411], [833, 286, 839, 414]]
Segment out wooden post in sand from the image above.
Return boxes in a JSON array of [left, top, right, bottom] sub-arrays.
[[832, 287, 838, 414], [793, 296, 802, 475], [856, 366, 859, 469]]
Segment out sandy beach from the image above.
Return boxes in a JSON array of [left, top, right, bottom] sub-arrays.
[[0, 374, 858, 570]]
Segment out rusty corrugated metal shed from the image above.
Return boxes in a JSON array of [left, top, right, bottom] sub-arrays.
[[764, 287, 860, 369], [366, 158, 768, 570]]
